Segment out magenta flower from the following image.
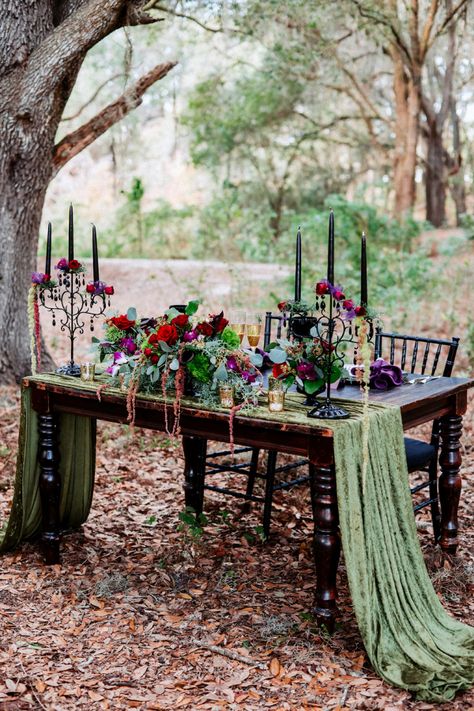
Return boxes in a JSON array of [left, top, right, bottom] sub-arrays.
[[226, 356, 240, 372], [120, 337, 137, 354], [241, 370, 257, 383], [297, 362, 317, 380], [183, 329, 198, 342], [55, 258, 68, 271], [105, 351, 128, 377]]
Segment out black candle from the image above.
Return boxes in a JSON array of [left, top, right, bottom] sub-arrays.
[[45, 222, 52, 275], [295, 226, 302, 301], [92, 224, 99, 283], [327, 209, 334, 284], [361, 231, 368, 306], [68, 204, 74, 262]]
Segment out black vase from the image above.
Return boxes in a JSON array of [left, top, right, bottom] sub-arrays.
[[297, 381, 325, 406]]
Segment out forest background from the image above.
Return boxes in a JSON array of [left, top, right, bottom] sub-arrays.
[[36, 0, 474, 368]]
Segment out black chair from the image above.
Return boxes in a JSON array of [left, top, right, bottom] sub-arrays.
[[374, 330, 460, 541], [202, 311, 310, 538]]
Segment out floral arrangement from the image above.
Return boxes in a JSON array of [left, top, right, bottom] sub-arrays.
[[55, 257, 86, 274], [95, 301, 263, 433], [28, 272, 58, 374], [269, 280, 370, 397]]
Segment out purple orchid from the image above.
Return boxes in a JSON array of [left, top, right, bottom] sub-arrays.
[[241, 370, 257, 384], [105, 351, 128, 377]]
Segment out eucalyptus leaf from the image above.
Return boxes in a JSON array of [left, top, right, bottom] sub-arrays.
[[127, 307, 137, 322], [269, 348, 287, 364], [215, 363, 228, 381], [169, 357, 180, 371], [249, 352, 263, 367], [158, 354, 167, 367], [159, 341, 171, 352], [310, 326, 318, 338]]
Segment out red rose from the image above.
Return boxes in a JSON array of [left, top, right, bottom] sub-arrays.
[[151, 354, 159, 364], [109, 315, 135, 331], [355, 305, 367, 317], [43, 274, 51, 283], [144, 347, 152, 357], [69, 259, 81, 270], [315, 281, 329, 296], [197, 322, 213, 337], [86, 283, 95, 293], [333, 290, 345, 301], [272, 363, 288, 378], [172, 314, 188, 328], [104, 285, 114, 295], [277, 301, 287, 312], [148, 333, 158, 345], [156, 324, 179, 345], [343, 299, 354, 310]]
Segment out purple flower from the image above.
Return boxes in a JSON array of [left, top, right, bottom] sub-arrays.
[[93, 281, 106, 295], [183, 329, 198, 342], [342, 308, 356, 321], [241, 370, 257, 383], [55, 258, 68, 271], [31, 272, 46, 284], [120, 337, 137, 354], [226, 356, 239, 372], [105, 351, 128, 377], [297, 362, 317, 380]]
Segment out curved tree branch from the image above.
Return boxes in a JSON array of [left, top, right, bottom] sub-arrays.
[[52, 60, 177, 176], [19, 0, 160, 112], [61, 73, 127, 121]]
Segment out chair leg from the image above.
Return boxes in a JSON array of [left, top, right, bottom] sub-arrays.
[[262, 450, 278, 539], [429, 461, 441, 543], [242, 448, 260, 514]]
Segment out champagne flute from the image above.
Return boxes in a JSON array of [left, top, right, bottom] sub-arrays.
[[246, 322, 262, 348], [229, 310, 246, 344]]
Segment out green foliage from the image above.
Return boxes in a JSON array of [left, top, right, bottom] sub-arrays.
[[186, 352, 213, 383], [220, 326, 241, 349], [178, 507, 208, 539]]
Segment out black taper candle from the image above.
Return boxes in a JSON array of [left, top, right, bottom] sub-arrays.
[[361, 231, 368, 306], [327, 209, 334, 284], [92, 224, 99, 283], [45, 222, 52, 275], [295, 226, 302, 301], [68, 204, 74, 262]]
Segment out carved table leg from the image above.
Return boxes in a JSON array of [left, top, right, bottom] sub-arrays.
[[309, 439, 340, 632], [182, 435, 208, 517], [38, 414, 61, 564], [439, 414, 463, 554]]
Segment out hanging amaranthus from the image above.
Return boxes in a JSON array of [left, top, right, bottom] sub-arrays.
[[355, 318, 372, 493], [27, 285, 39, 375]]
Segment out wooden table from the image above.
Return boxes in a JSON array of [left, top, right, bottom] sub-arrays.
[[27, 374, 474, 630]]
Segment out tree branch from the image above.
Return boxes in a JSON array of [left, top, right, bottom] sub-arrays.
[[61, 73, 126, 121], [20, 0, 160, 112], [52, 60, 177, 175], [144, 2, 222, 32]]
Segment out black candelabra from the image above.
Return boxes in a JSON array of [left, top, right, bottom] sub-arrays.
[[292, 211, 372, 419], [39, 206, 113, 376]]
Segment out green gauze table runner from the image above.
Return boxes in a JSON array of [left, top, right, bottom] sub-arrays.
[[0, 385, 95, 552], [330, 400, 473, 702], [0, 379, 472, 701]]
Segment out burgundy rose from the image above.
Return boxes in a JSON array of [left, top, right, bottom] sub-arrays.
[[144, 347, 152, 357], [315, 281, 329, 296], [355, 305, 367, 317], [69, 259, 81, 270], [172, 314, 189, 328], [156, 324, 179, 345], [272, 363, 288, 378], [277, 301, 288, 312], [86, 283, 95, 293], [197, 322, 213, 337], [333, 290, 345, 301], [151, 354, 159, 364], [343, 299, 354, 310], [109, 315, 136, 331], [104, 285, 114, 295], [56, 258, 68, 270]]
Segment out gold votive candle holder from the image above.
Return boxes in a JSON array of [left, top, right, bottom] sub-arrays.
[[268, 376, 285, 412], [80, 362, 96, 382], [219, 384, 234, 408]]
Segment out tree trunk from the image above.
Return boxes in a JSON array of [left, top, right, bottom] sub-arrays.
[[425, 121, 446, 227], [449, 106, 466, 225], [391, 50, 420, 217]]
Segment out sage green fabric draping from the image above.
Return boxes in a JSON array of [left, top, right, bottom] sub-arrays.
[[0, 384, 96, 552], [330, 400, 474, 702], [1, 376, 473, 701]]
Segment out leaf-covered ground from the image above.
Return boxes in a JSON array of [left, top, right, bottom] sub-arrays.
[[0, 383, 473, 710]]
